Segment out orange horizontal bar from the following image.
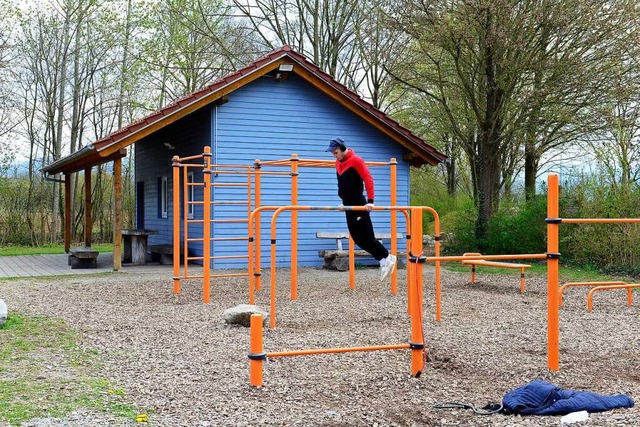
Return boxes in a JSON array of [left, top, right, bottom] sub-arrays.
[[210, 237, 248, 241], [211, 273, 248, 278], [211, 255, 249, 260], [186, 219, 204, 224], [427, 253, 547, 262], [587, 284, 638, 311], [563, 218, 640, 224], [211, 219, 248, 223], [559, 281, 626, 307], [187, 182, 204, 187], [212, 201, 247, 205], [211, 183, 249, 187], [210, 163, 254, 168], [186, 238, 204, 242], [267, 343, 410, 358], [209, 170, 252, 175], [248, 171, 292, 176], [178, 162, 206, 167], [175, 154, 204, 162]]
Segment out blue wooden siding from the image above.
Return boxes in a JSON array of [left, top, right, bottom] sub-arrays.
[[136, 75, 413, 268], [211, 75, 410, 268], [135, 107, 211, 253]]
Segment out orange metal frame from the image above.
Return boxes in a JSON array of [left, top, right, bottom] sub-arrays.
[[546, 173, 640, 370], [558, 281, 626, 307], [461, 252, 532, 292], [249, 206, 429, 387], [171, 148, 402, 304], [171, 147, 286, 302], [587, 284, 636, 312]]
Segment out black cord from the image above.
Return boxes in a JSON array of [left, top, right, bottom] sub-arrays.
[[433, 401, 504, 415]]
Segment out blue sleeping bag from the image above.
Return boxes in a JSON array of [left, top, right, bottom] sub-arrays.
[[502, 380, 634, 415]]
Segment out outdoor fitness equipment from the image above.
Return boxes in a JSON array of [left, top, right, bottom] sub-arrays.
[[248, 206, 432, 387]]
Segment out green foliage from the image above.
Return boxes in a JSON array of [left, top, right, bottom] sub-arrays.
[[438, 195, 546, 256], [482, 196, 547, 255], [0, 313, 139, 425], [410, 166, 473, 235], [560, 176, 640, 275]]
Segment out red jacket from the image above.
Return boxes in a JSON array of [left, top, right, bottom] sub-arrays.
[[335, 149, 374, 205]]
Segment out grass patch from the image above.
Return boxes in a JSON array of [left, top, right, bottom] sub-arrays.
[[444, 261, 634, 283], [0, 313, 141, 425], [0, 244, 114, 257]]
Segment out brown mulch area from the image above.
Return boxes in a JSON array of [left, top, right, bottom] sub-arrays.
[[1, 265, 638, 426]]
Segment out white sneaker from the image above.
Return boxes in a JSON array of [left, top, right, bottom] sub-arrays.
[[380, 254, 397, 281]]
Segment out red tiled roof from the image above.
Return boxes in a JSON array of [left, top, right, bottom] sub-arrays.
[[44, 46, 445, 174]]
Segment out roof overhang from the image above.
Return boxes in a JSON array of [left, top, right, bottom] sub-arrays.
[[42, 147, 127, 175]]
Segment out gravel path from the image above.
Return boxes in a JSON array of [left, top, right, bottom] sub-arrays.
[[1, 265, 639, 426]]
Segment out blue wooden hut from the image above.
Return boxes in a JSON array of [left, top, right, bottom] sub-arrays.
[[43, 46, 446, 269]]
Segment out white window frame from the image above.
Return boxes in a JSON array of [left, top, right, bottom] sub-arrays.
[[161, 176, 168, 219]]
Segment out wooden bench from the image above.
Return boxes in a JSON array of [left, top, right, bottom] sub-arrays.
[[317, 231, 405, 271], [68, 247, 99, 269], [461, 252, 531, 292], [149, 244, 183, 265]]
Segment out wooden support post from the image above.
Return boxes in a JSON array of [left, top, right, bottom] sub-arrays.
[[113, 158, 122, 271], [64, 173, 71, 253], [84, 167, 92, 248]]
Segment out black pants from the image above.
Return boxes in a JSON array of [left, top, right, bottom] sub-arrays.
[[345, 210, 389, 261]]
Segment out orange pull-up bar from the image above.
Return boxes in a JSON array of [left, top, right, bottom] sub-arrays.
[[249, 206, 428, 387]]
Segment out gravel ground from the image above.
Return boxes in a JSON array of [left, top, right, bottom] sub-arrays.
[[1, 265, 639, 426]]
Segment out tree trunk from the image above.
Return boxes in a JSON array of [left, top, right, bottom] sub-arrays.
[[524, 146, 538, 201]]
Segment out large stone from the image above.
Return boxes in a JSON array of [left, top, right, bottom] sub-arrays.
[[0, 299, 7, 327], [223, 304, 268, 327]]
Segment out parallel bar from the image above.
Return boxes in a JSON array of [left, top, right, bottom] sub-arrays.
[[267, 343, 410, 358], [558, 281, 626, 307], [587, 284, 637, 312], [563, 218, 640, 224], [427, 253, 547, 262]]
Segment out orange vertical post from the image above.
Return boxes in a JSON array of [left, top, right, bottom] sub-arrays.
[[249, 314, 264, 387], [432, 208, 441, 322], [203, 147, 212, 303], [349, 234, 356, 289], [172, 157, 181, 295], [290, 154, 299, 300], [182, 166, 190, 278], [390, 158, 398, 295], [547, 174, 560, 371], [254, 160, 262, 291], [409, 207, 425, 377]]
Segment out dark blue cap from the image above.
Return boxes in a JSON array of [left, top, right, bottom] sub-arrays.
[[325, 137, 346, 152]]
